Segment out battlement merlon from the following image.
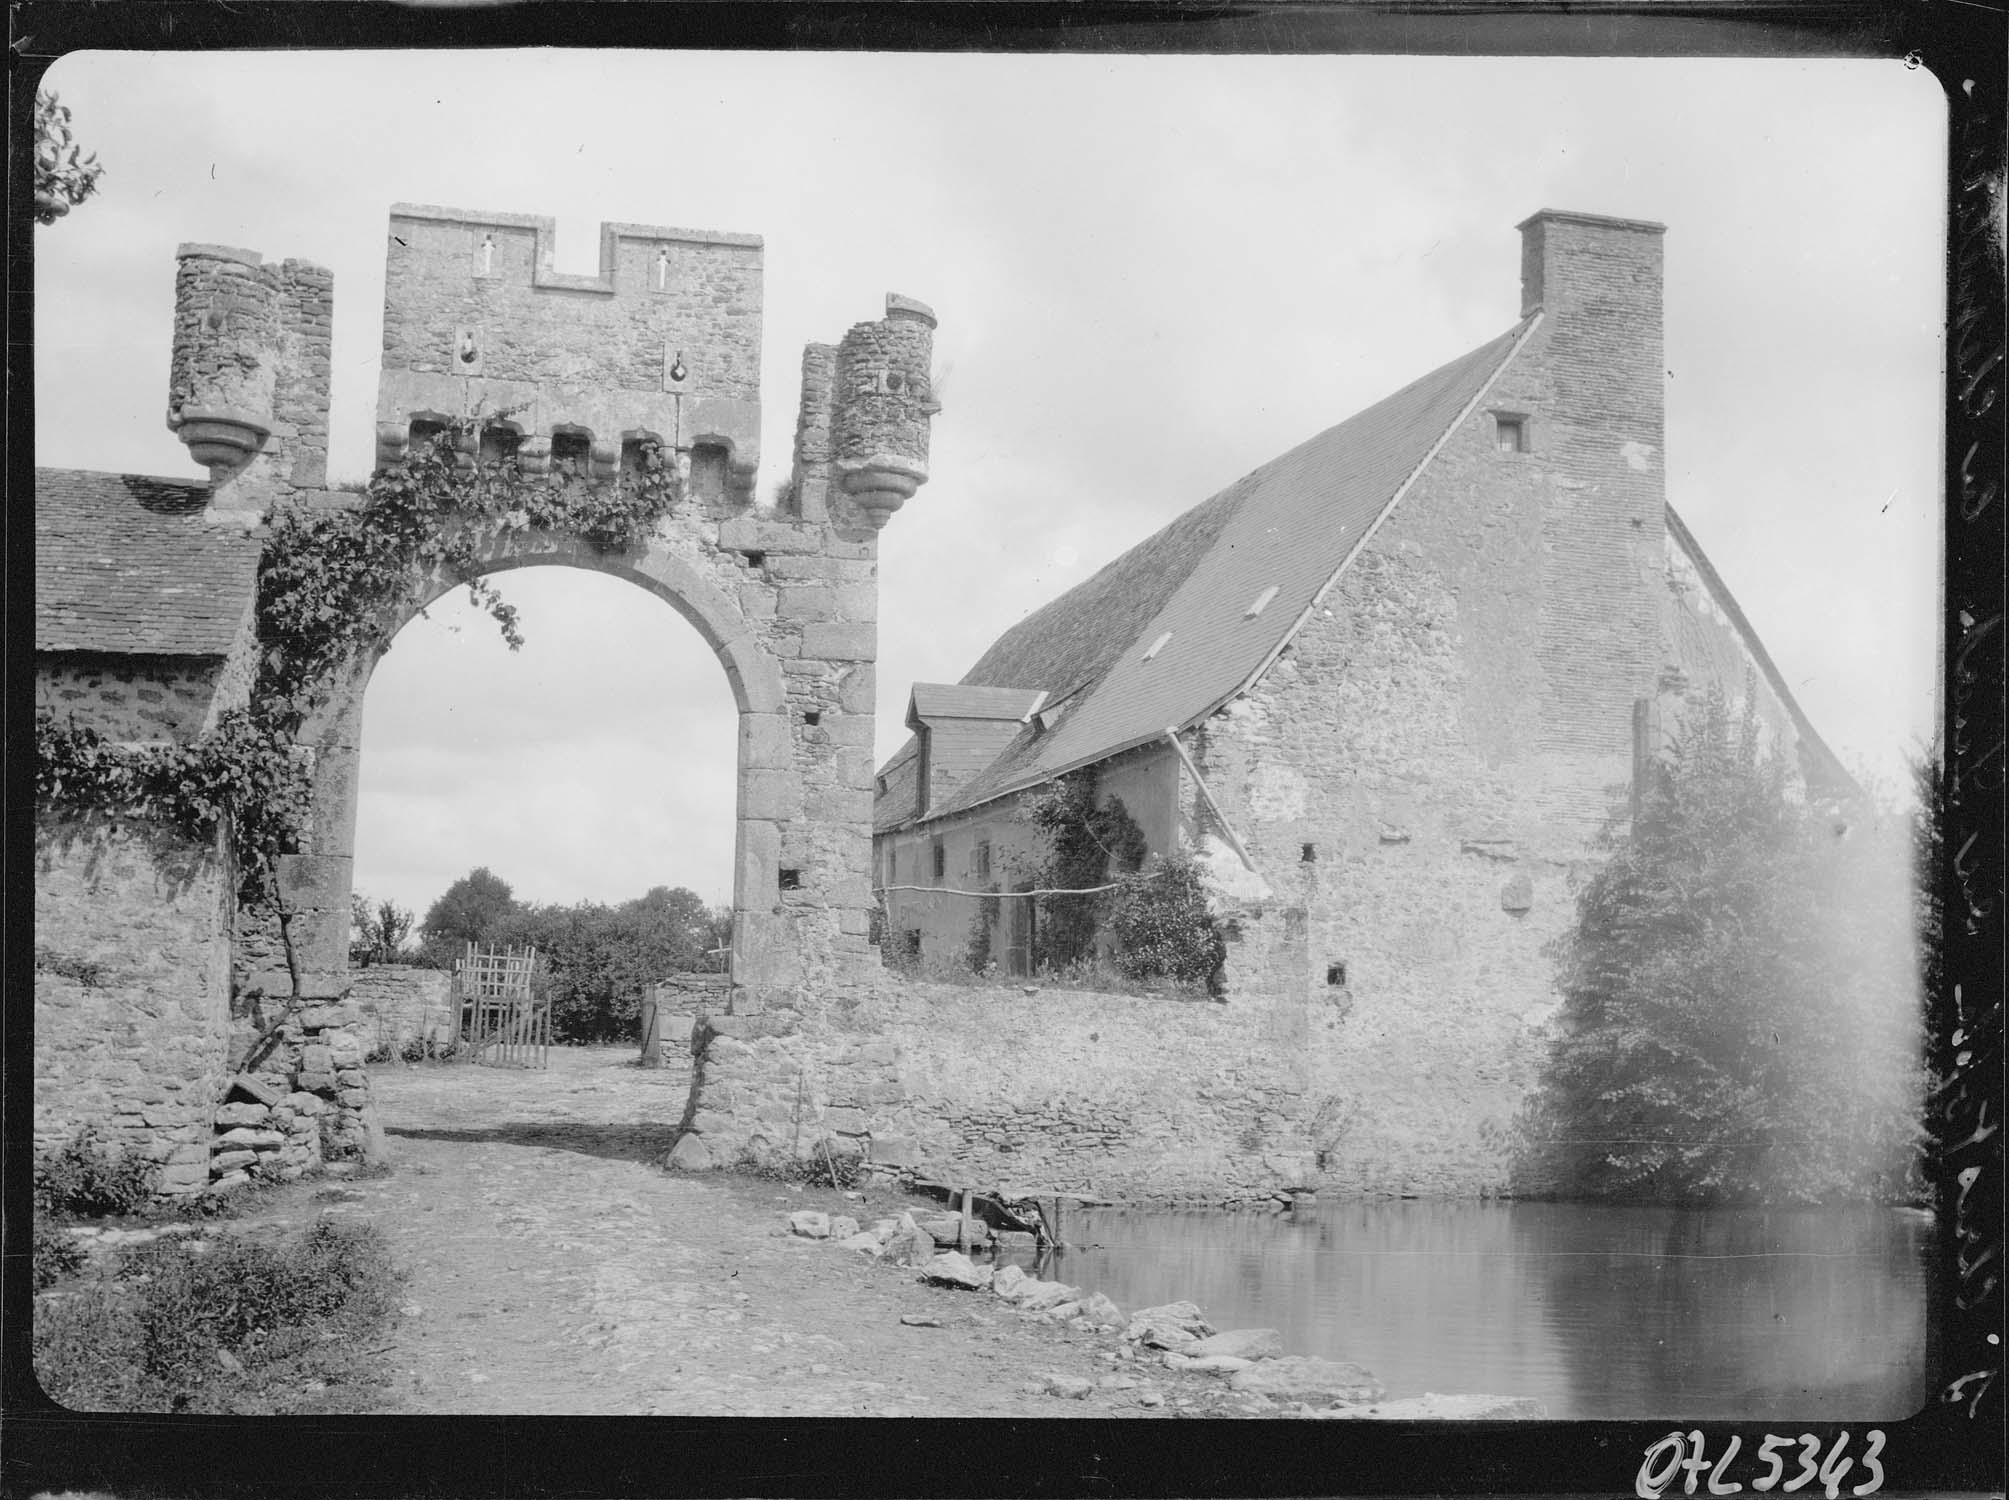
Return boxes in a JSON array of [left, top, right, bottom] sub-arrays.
[[388, 203, 762, 297]]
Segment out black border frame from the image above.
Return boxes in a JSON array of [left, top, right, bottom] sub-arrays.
[[6, 5, 2001, 1496]]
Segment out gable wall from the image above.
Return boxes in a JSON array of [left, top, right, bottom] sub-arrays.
[[1188, 247, 1669, 1195]]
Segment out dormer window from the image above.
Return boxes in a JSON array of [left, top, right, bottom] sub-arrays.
[[1494, 414, 1528, 453]]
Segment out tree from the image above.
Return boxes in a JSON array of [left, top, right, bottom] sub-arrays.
[[418, 867, 517, 958], [1518, 682, 1924, 1205], [33, 91, 103, 225], [349, 894, 415, 966], [493, 885, 726, 1042]]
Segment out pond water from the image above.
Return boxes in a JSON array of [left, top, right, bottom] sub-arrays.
[[998, 1200, 1942, 1419]]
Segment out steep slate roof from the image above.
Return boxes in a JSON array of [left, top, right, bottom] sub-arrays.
[[35, 469, 262, 656], [1663, 504, 1857, 797], [882, 319, 1534, 826]]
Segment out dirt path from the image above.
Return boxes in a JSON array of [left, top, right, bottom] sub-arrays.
[[284, 1047, 1199, 1416]]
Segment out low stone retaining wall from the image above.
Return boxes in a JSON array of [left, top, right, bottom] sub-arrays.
[[347, 965, 454, 1054], [671, 969, 1548, 1206]]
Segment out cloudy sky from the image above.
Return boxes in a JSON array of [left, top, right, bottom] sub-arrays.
[[35, 50, 1945, 917]]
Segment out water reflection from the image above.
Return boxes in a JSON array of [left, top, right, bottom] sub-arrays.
[[996, 1201, 1938, 1419]]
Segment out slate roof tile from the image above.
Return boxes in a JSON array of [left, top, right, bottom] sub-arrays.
[[880, 320, 1532, 826], [35, 469, 262, 656]]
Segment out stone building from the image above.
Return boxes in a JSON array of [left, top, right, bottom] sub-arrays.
[[34, 205, 938, 1191], [873, 210, 1855, 1194]]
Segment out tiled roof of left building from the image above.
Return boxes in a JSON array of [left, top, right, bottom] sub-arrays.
[[35, 468, 263, 655]]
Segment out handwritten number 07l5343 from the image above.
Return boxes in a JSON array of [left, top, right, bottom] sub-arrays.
[[1636, 1430, 1885, 1498]]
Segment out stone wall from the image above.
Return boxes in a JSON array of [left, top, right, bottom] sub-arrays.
[[36, 653, 233, 743], [347, 964, 454, 1053], [672, 975, 1390, 1208], [33, 812, 234, 1194], [1182, 213, 1670, 1197]]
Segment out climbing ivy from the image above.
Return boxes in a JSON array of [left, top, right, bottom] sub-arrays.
[[257, 423, 681, 723], [37, 422, 685, 928], [1017, 772, 1147, 970]]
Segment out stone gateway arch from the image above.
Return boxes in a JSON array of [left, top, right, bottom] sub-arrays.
[[178, 205, 938, 1166]]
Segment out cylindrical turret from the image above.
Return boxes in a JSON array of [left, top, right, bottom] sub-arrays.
[[832, 293, 938, 529], [167, 243, 282, 479]]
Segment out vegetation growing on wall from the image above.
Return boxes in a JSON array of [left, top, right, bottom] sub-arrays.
[[1516, 683, 1925, 1206], [1108, 852, 1226, 990], [1016, 772, 1147, 970], [36, 425, 686, 1003]]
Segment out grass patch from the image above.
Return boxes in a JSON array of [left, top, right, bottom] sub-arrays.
[[35, 1218, 405, 1414]]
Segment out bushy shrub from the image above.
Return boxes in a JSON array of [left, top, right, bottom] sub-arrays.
[[1518, 683, 1925, 1205], [1109, 854, 1226, 989], [36, 1219, 405, 1413], [35, 1129, 156, 1219], [717, 1141, 868, 1189]]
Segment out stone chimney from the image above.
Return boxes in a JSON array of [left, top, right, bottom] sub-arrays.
[[1517, 208, 1665, 319]]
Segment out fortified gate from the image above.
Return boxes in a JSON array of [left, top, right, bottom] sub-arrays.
[[35, 204, 937, 1186]]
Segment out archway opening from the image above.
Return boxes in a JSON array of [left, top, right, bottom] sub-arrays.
[[350, 565, 737, 1049]]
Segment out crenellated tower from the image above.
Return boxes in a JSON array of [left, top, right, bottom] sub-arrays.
[[166, 242, 334, 524], [374, 204, 766, 504], [275, 205, 944, 1019]]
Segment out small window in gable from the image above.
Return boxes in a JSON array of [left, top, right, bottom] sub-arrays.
[[974, 841, 992, 881], [1494, 414, 1528, 453], [930, 838, 946, 882]]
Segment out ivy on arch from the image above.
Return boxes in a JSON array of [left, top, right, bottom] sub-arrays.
[[37, 422, 688, 987]]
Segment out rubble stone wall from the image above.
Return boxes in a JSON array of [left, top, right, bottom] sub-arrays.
[[33, 812, 234, 1194], [36, 653, 232, 743], [347, 965, 455, 1052]]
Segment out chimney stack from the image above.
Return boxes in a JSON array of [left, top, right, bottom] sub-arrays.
[[1517, 209, 1665, 320]]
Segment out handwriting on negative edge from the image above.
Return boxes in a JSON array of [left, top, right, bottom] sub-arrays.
[[1636, 1430, 1886, 1500]]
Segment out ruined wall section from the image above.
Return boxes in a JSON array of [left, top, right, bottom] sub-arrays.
[[33, 815, 235, 1193]]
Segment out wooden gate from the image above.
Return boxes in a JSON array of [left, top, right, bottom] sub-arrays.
[[454, 942, 551, 1068]]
